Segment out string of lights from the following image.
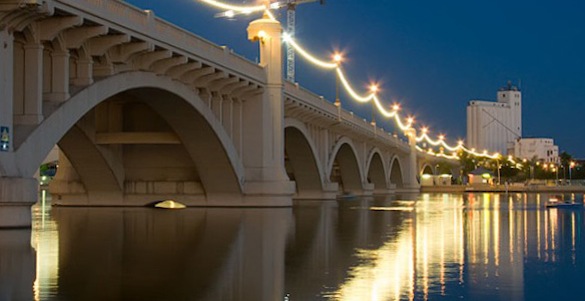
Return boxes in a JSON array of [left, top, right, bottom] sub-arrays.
[[415, 146, 459, 160], [197, 0, 505, 161], [283, 37, 416, 131], [200, 0, 265, 13], [282, 35, 338, 69], [283, 35, 473, 157]]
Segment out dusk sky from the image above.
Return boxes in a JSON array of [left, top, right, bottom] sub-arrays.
[[126, 0, 585, 158]]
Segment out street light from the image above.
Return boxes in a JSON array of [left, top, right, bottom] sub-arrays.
[[333, 53, 343, 120], [570, 161, 575, 184], [495, 157, 501, 185], [551, 165, 559, 185], [369, 84, 378, 126], [333, 53, 343, 105], [407, 116, 415, 129]]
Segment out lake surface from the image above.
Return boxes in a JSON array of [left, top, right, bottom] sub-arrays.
[[1, 192, 584, 300]]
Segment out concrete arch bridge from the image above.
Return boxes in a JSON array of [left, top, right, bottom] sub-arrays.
[[0, 0, 455, 227]]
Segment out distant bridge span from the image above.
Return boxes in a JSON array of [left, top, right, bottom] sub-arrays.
[[0, 0, 452, 227]]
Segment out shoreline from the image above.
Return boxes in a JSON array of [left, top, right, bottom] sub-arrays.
[[421, 184, 585, 194]]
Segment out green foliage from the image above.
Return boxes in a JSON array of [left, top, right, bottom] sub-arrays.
[[560, 151, 572, 167], [456, 150, 585, 182], [436, 162, 453, 174], [457, 150, 477, 175], [499, 159, 519, 179], [39, 162, 57, 177]]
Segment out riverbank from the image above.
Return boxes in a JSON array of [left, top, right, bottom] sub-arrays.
[[421, 184, 585, 193]]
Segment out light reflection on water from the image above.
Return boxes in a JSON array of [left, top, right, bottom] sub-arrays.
[[32, 190, 59, 300], [2, 192, 583, 300]]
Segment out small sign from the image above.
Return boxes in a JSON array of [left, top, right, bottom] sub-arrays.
[[1, 126, 9, 151]]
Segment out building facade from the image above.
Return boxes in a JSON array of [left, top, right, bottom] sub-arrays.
[[467, 82, 522, 155], [511, 138, 559, 163]]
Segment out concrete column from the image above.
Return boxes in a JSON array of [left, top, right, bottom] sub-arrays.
[[246, 14, 285, 179], [16, 42, 44, 125], [211, 92, 222, 123], [0, 177, 38, 228], [0, 30, 14, 152], [47, 50, 70, 102], [244, 14, 295, 204], [0, 31, 37, 228], [198, 88, 211, 108], [72, 58, 93, 86], [222, 95, 233, 138], [405, 128, 421, 190], [233, 99, 242, 155]]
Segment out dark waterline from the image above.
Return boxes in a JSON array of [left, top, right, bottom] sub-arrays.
[[1, 192, 584, 300]]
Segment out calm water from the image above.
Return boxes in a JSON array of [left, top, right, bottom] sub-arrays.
[[1, 192, 584, 300]]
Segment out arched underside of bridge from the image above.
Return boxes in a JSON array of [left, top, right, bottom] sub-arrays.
[[367, 150, 389, 194], [284, 126, 331, 199], [20, 72, 245, 206], [329, 142, 365, 195], [390, 157, 405, 189], [421, 164, 434, 175]]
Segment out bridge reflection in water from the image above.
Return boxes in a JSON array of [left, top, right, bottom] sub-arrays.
[[1, 192, 583, 300]]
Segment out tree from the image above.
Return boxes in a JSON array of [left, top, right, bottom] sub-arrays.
[[436, 162, 453, 175], [560, 151, 573, 166], [559, 151, 573, 179], [458, 150, 477, 175], [499, 158, 519, 180]]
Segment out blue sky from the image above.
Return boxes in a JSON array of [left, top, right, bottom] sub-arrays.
[[126, 0, 585, 157]]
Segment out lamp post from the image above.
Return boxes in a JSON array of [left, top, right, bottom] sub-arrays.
[[333, 53, 343, 120], [369, 84, 378, 127], [523, 159, 531, 181], [570, 161, 575, 184], [496, 159, 501, 185]]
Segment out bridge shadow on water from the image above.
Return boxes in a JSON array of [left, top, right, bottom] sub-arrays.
[[1, 192, 585, 300]]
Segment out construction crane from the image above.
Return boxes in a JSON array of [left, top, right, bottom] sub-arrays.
[[213, 0, 325, 82], [284, 0, 325, 82]]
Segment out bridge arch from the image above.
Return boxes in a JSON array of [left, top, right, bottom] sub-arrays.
[[16, 71, 244, 200], [366, 148, 388, 192], [421, 164, 434, 175], [389, 156, 405, 189], [284, 119, 326, 197], [328, 137, 364, 194]]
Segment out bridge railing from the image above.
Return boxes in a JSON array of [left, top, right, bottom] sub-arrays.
[[284, 81, 410, 150], [55, 0, 265, 83]]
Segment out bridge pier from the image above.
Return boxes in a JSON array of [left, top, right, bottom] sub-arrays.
[[0, 30, 14, 142], [0, 178, 37, 228], [0, 29, 37, 228], [404, 128, 421, 191], [244, 13, 296, 204]]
